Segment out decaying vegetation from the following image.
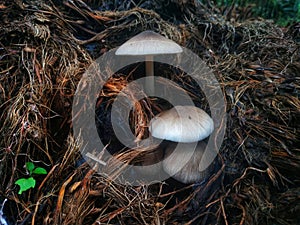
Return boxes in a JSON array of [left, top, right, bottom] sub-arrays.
[[0, 0, 299, 224]]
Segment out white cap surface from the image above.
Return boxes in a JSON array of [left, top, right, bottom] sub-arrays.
[[115, 30, 182, 56], [149, 105, 214, 143]]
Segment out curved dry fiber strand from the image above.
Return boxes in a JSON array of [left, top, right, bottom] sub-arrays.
[[0, 1, 91, 224]]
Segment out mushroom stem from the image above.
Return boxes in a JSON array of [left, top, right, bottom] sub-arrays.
[[163, 141, 213, 184], [145, 55, 154, 94]]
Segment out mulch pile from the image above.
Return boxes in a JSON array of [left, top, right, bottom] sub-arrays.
[[0, 0, 299, 224]]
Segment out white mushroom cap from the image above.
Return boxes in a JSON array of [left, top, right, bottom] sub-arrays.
[[149, 105, 214, 143], [163, 142, 213, 184], [115, 30, 182, 56]]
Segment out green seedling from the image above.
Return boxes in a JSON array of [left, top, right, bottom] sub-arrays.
[[15, 162, 47, 194]]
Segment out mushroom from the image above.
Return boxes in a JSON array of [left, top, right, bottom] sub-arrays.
[[163, 142, 213, 184], [115, 30, 182, 93], [149, 105, 214, 183], [0, 198, 8, 225]]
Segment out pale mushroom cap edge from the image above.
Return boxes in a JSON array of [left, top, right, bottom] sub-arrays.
[[115, 30, 183, 56], [149, 105, 214, 143]]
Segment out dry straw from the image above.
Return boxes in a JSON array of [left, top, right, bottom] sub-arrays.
[[0, 0, 299, 224]]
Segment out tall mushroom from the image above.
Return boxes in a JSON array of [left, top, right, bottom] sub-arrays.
[[115, 30, 182, 93], [149, 105, 214, 183]]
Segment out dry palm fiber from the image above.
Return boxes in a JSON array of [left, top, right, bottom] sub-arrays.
[[0, 0, 299, 224]]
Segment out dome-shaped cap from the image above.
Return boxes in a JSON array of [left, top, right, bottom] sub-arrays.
[[115, 30, 182, 56], [149, 105, 214, 143]]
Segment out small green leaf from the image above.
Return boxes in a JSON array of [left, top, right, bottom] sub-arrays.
[[32, 167, 47, 175], [15, 177, 36, 194], [26, 162, 35, 173]]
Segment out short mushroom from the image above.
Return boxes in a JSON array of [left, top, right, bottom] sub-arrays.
[[115, 30, 182, 93], [163, 142, 213, 184], [149, 105, 214, 183], [0, 198, 8, 225]]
